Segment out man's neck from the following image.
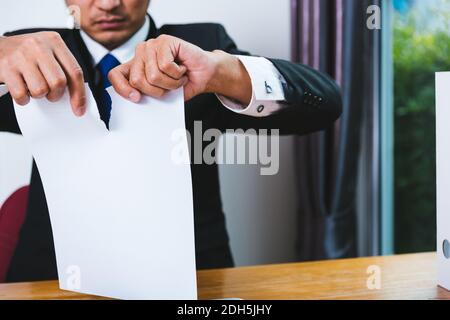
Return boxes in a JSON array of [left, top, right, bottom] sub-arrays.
[[80, 16, 151, 65]]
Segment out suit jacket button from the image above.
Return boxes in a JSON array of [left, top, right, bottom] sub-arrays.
[[265, 81, 273, 94], [257, 105, 265, 113]]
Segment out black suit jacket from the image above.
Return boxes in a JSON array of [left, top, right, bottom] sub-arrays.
[[1, 17, 342, 282]]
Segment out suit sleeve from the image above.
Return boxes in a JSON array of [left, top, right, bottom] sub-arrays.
[[215, 25, 343, 136]]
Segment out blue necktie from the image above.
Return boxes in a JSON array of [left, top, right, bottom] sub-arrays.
[[97, 54, 121, 126]]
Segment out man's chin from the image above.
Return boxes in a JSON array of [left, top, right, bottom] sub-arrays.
[[90, 30, 132, 50]]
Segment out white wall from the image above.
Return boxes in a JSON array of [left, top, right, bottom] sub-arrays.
[[0, 0, 299, 267]]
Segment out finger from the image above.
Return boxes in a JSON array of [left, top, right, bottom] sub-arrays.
[[19, 62, 49, 99], [53, 44, 86, 116], [145, 47, 187, 90], [37, 51, 67, 102], [109, 63, 142, 102], [129, 59, 167, 99], [3, 69, 30, 106], [183, 85, 197, 103], [156, 44, 187, 80]]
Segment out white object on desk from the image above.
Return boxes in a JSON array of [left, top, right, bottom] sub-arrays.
[[13, 85, 197, 300], [436, 72, 450, 291]]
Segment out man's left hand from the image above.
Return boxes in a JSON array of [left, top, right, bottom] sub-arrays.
[[108, 34, 252, 104]]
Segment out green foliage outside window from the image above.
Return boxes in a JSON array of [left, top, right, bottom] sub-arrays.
[[394, 6, 450, 253]]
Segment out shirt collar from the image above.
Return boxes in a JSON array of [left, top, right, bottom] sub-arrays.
[[80, 15, 150, 65]]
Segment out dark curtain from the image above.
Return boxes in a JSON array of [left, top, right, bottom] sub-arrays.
[[292, 0, 381, 260]]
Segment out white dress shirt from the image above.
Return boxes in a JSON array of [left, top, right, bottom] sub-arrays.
[[2, 16, 287, 117]]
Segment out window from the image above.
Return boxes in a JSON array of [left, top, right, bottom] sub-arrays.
[[393, 0, 450, 253]]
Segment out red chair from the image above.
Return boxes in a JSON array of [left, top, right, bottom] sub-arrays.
[[0, 186, 29, 283]]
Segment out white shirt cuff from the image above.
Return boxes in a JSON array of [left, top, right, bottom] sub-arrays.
[[216, 55, 287, 118], [0, 84, 8, 98]]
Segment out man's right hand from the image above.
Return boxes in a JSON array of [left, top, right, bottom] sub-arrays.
[[0, 32, 86, 117]]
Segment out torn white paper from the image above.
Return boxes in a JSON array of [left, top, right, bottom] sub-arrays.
[[13, 85, 197, 300]]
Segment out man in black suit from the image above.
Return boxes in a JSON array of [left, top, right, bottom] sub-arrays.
[[0, 0, 342, 282]]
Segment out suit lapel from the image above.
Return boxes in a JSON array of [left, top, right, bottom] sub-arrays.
[[146, 14, 160, 40], [70, 29, 98, 89], [68, 29, 105, 112]]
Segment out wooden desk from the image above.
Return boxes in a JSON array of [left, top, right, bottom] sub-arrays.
[[0, 252, 449, 300]]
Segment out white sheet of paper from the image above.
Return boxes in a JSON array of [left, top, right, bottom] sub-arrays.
[[436, 72, 450, 291], [13, 85, 197, 300]]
